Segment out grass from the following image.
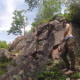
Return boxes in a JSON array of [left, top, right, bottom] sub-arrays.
[[37, 59, 80, 80], [0, 57, 17, 75], [74, 72, 80, 78], [37, 61, 67, 80]]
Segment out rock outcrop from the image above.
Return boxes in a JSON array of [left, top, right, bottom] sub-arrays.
[[0, 48, 10, 58], [0, 20, 79, 80], [8, 36, 25, 52]]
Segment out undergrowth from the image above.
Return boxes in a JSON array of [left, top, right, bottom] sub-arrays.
[[37, 61, 67, 80], [0, 57, 17, 75]]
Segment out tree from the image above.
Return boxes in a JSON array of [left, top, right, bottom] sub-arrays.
[[25, 0, 43, 10], [38, 0, 61, 19], [31, 0, 61, 27], [25, 0, 80, 25], [8, 10, 28, 36], [64, 0, 80, 6], [64, 0, 80, 25], [25, 0, 63, 10]]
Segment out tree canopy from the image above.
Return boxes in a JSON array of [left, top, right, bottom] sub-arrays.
[[25, 0, 80, 11], [8, 10, 28, 35], [64, 0, 80, 25], [25, 0, 80, 27], [25, 0, 43, 10], [31, 0, 62, 27]]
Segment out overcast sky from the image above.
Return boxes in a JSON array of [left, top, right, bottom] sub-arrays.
[[0, 0, 37, 43]]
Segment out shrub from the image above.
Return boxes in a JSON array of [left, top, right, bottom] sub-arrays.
[[0, 57, 17, 75], [38, 64, 67, 80], [0, 41, 10, 49], [64, 3, 80, 26], [74, 72, 80, 78]]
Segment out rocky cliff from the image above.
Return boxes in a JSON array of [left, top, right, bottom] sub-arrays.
[[0, 20, 79, 80]]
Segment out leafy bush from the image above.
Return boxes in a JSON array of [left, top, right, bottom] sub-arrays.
[[31, 14, 64, 32], [74, 72, 80, 78], [32, 19, 49, 27], [64, 3, 80, 26], [0, 41, 10, 49], [0, 58, 11, 75], [64, 13, 71, 22], [31, 18, 49, 32], [38, 64, 67, 80]]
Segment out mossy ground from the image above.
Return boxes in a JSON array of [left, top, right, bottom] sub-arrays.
[[0, 57, 17, 75]]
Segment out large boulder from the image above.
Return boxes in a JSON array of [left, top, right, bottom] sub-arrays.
[[8, 36, 25, 52], [0, 48, 10, 58]]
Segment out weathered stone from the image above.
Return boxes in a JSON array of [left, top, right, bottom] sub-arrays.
[[0, 48, 10, 58], [8, 36, 25, 52], [66, 77, 70, 80], [6, 65, 15, 72]]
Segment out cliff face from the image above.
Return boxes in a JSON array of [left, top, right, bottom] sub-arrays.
[[0, 20, 79, 80], [8, 36, 25, 52]]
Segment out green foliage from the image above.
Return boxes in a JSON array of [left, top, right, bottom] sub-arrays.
[[64, 0, 80, 7], [8, 10, 28, 35], [32, 13, 62, 27], [64, 0, 80, 25], [31, 14, 64, 32], [64, 13, 71, 22], [74, 72, 80, 78], [25, 0, 41, 10], [0, 57, 12, 63], [0, 57, 16, 75], [38, 66, 67, 80], [38, 59, 80, 80], [25, 0, 80, 26], [25, 0, 63, 11], [0, 69, 7, 75], [34, 0, 61, 22], [31, 18, 50, 32], [0, 41, 10, 49], [46, 60, 53, 66], [38, 61, 67, 80], [32, 18, 49, 27], [69, 3, 80, 24], [30, 0, 62, 32]]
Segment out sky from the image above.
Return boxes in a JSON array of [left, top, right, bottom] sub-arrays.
[[0, 0, 37, 43]]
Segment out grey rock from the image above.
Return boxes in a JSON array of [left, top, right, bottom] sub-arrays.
[[0, 48, 10, 58]]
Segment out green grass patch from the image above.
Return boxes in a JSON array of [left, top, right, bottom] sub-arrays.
[[0, 57, 17, 75], [0, 41, 10, 49], [38, 62, 67, 80], [74, 72, 80, 78]]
